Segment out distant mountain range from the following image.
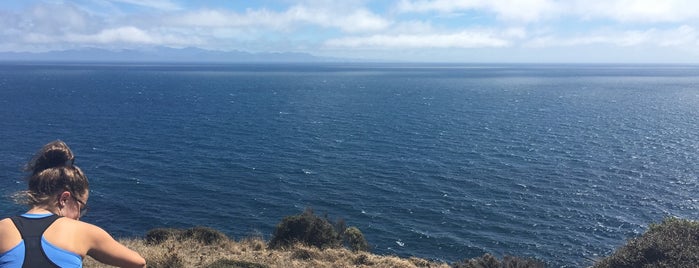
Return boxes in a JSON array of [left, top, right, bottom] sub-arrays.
[[0, 47, 340, 63]]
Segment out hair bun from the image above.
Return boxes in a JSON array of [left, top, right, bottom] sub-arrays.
[[25, 140, 75, 174]]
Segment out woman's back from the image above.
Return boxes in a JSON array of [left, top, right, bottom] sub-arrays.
[[0, 214, 86, 267]]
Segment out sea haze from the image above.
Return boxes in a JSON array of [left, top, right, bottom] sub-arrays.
[[1, 63, 698, 267]]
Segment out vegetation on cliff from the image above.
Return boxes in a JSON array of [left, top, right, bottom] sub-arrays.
[[81, 211, 698, 268], [593, 217, 699, 268]]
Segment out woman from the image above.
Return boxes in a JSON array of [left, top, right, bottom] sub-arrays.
[[0, 140, 146, 267]]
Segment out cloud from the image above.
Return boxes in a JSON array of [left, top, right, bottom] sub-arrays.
[[657, 25, 699, 47], [0, 2, 192, 50], [573, 0, 699, 23], [21, 26, 198, 48], [395, 0, 699, 23], [19, 3, 103, 35], [324, 29, 515, 49], [288, 6, 390, 33], [395, 0, 559, 22], [107, 0, 181, 11], [168, 5, 390, 33], [2, 0, 699, 62], [66, 27, 175, 44], [1, 1, 391, 51], [524, 25, 699, 48]]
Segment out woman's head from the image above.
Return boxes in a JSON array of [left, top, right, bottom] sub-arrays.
[[20, 140, 89, 216]]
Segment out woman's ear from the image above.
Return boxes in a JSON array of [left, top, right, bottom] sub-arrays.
[[58, 191, 72, 206]]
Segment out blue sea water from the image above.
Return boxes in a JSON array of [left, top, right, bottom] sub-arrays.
[[1, 63, 699, 267]]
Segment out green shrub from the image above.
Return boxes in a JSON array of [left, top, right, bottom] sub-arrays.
[[145, 226, 229, 245], [594, 217, 699, 268], [269, 208, 371, 253], [269, 208, 342, 249], [145, 228, 184, 245], [453, 253, 545, 268], [343, 226, 369, 252], [206, 259, 269, 268], [182, 226, 229, 245]]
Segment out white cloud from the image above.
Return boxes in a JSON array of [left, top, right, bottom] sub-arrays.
[[573, 0, 699, 23], [391, 20, 435, 34], [524, 26, 699, 48], [304, 7, 389, 33], [68, 27, 159, 44], [657, 25, 699, 46], [170, 9, 275, 28], [169, 5, 390, 33], [20, 3, 103, 35], [22, 26, 198, 47], [2, 0, 699, 62], [107, 0, 181, 11], [396, 0, 699, 23], [324, 30, 512, 49], [395, 0, 558, 22]]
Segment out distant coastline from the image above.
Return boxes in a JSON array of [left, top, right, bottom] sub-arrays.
[[4, 48, 699, 65], [0, 47, 346, 63]]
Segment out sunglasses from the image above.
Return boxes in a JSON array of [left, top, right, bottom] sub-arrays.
[[73, 196, 89, 218]]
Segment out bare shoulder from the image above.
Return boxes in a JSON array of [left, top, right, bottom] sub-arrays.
[[48, 217, 110, 245], [0, 218, 17, 233], [0, 217, 22, 252], [54, 217, 108, 236], [47, 218, 115, 256], [0, 217, 13, 225]]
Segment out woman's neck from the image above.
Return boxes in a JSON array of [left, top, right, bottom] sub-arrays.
[[26, 206, 57, 215]]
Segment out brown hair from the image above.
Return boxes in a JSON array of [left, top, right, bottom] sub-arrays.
[[18, 140, 89, 206]]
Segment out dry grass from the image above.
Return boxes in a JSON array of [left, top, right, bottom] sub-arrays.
[[83, 236, 451, 268]]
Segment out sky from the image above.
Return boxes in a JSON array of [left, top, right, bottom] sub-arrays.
[[1, 0, 699, 63]]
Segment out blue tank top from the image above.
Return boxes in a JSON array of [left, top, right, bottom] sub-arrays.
[[0, 214, 82, 268]]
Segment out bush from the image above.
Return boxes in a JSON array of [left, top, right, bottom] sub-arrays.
[[269, 208, 342, 249], [183, 226, 229, 245], [453, 253, 545, 268], [145, 228, 184, 245], [145, 226, 229, 245], [594, 217, 699, 268], [343, 226, 369, 252], [269, 208, 372, 252]]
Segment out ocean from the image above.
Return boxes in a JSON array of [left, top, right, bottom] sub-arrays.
[[1, 63, 698, 267]]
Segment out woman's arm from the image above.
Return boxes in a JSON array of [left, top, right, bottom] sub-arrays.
[[84, 223, 146, 268]]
